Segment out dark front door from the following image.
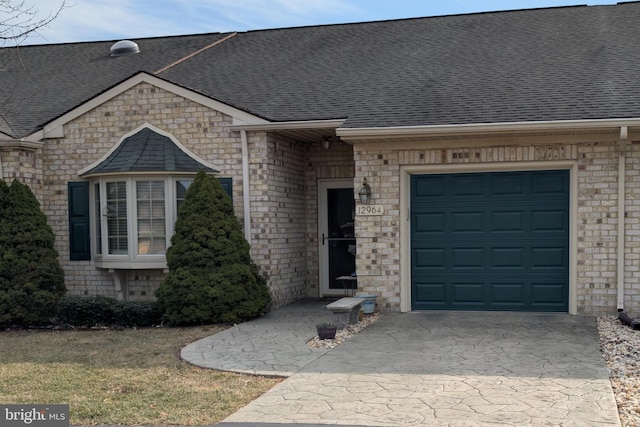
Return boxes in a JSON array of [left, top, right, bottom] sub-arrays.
[[319, 180, 356, 296], [411, 170, 569, 312]]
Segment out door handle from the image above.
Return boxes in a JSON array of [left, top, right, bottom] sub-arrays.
[[322, 233, 326, 245]]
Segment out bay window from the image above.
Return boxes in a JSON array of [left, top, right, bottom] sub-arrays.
[[91, 176, 192, 269], [71, 124, 229, 267]]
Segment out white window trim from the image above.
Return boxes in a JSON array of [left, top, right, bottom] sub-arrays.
[[91, 175, 192, 270]]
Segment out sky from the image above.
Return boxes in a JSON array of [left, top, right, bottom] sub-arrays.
[[16, 0, 620, 45]]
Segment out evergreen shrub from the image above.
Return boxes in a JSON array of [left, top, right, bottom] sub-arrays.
[[57, 295, 116, 326], [155, 171, 271, 325], [57, 295, 162, 327], [112, 301, 162, 327], [0, 180, 66, 327]]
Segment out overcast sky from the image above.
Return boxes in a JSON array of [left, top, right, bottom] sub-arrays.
[[19, 0, 619, 45]]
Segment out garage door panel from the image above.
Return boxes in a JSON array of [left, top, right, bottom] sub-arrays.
[[414, 282, 447, 305], [531, 282, 567, 307], [531, 247, 567, 268], [490, 247, 524, 269], [452, 211, 484, 232], [415, 176, 446, 198], [414, 212, 446, 234], [491, 211, 525, 232], [453, 174, 483, 196], [490, 282, 526, 305], [414, 248, 446, 270], [411, 170, 569, 312], [532, 210, 567, 232], [452, 248, 484, 269], [452, 282, 485, 305], [491, 173, 525, 195], [532, 170, 569, 195]]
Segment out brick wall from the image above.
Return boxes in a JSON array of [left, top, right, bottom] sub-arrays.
[[624, 143, 640, 313], [247, 132, 308, 307], [354, 149, 401, 310], [21, 78, 635, 316], [6, 81, 357, 309], [0, 147, 43, 197], [40, 82, 248, 300], [576, 142, 619, 315], [353, 136, 631, 316]]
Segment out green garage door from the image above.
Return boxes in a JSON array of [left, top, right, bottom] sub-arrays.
[[411, 170, 569, 312]]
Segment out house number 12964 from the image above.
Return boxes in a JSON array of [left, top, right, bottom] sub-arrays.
[[357, 205, 384, 215]]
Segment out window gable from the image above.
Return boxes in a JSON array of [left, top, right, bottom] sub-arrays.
[[78, 124, 219, 177]]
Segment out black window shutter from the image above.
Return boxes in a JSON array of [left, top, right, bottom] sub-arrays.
[[218, 177, 233, 202], [68, 181, 91, 261]]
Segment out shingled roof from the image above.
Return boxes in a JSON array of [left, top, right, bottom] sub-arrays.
[[0, 34, 228, 139], [2, 3, 640, 139], [80, 126, 217, 176]]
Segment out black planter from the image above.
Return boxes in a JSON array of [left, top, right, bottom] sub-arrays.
[[316, 324, 337, 340]]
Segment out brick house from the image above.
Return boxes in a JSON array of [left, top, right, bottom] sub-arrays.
[[1, 3, 639, 316]]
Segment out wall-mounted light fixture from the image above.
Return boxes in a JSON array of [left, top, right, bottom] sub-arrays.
[[322, 136, 331, 150], [359, 178, 372, 204]]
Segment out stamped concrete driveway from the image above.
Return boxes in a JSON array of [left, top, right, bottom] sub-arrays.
[[187, 302, 620, 426], [282, 312, 619, 426]]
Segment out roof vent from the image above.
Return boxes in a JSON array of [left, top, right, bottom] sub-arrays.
[[110, 40, 140, 57]]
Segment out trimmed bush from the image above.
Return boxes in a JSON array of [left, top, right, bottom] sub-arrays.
[[57, 295, 116, 326], [112, 301, 162, 327], [57, 296, 162, 327], [155, 171, 271, 325], [0, 180, 66, 327]]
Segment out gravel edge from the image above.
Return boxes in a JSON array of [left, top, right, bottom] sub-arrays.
[[598, 315, 640, 427], [307, 312, 381, 349]]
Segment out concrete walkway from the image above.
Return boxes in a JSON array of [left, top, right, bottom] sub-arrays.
[[182, 300, 621, 426]]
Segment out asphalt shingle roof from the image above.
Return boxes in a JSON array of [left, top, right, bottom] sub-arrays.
[[0, 34, 227, 138], [81, 127, 215, 175], [2, 3, 640, 139], [161, 3, 639, 129]]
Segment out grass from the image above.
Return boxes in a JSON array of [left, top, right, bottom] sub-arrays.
[[0, 325, 282, 426]]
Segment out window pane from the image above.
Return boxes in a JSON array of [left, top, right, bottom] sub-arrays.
[[136, 181, 166, 255], [138, 203, 151, 218], [94, 183, 102, 255], [106, 182, 127, 255], [152, 200, 164, 217], [176, 179, 192, 214], [151, 182, 164, 199]]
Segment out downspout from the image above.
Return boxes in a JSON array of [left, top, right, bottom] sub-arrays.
[[617, 126, 628, 311], [241, 130, 252, 244]]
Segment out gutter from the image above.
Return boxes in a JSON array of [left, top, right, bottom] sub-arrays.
[[241, 130, 252, 244], [618, 126, 628, 311], [337, 117, 640, 139], [0, 139, 45, 150], [230, 119, 346, 132]]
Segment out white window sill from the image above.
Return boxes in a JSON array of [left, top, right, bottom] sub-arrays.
[[94, 258, 168, 270]]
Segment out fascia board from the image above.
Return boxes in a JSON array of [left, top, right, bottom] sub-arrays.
[[0, 139, 44, 150], [337, 118, 640, 140], [230, 119, 346, 131]]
